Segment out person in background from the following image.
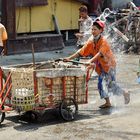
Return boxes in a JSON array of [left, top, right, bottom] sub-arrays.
[[75, 5, 93, 48], [0, 23, 8, 55], [64, 20, 130, 108]]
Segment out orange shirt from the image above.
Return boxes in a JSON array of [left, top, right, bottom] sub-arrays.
[[0, 23, 8, 47], [79, 36, 116, 75]]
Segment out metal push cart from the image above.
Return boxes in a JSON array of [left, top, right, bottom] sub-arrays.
[[0, 60, 92, 123]]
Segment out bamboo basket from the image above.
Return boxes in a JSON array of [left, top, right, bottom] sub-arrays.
[[11, 68, 35, 112]]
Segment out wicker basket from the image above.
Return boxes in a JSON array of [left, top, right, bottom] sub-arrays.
[[11, 68, 35, 112]]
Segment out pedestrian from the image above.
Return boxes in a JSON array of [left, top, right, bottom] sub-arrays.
[[75, 5, 93, 48], [64, 20, 130, 108], [0, 23, 8, 55]]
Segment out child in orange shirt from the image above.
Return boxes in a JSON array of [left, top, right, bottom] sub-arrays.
[[64, 20, 130, 108], [0, 23, 8, 55]]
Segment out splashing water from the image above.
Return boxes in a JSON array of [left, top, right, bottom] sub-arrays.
[[97, 8, 127, 53], [98, 8, 113, 22]]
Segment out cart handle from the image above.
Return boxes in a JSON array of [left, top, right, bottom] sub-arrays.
[[86, 64, 95, 82], [55, 58, 94, 66]]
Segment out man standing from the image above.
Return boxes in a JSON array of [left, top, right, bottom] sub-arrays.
[[75, 5, 93, 48], [0, 23, 8, 55]]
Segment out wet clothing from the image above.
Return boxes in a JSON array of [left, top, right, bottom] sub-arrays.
[[77, 16, 93, 46], [78, 35, 124, 99], [98, 68, 124, 99], [79, 36, 116, 75]]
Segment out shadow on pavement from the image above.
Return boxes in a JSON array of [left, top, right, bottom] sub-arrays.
[[0, 106, 119, 132]]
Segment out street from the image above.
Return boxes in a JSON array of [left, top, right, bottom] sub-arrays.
[[0, 46, 140, 140]]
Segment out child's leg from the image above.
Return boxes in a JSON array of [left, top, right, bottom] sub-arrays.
[[108, 69, 130, 104], [98, 72, 111, 108]]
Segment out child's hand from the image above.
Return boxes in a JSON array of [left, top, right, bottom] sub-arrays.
[[78, 18, 84, 22], [85, 61, 95, 69], [75, 33, 83, 38], [63, 57, 71, 62]]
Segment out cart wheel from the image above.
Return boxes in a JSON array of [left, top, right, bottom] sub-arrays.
[[25, 111, 38, 122], [59, 98, 78, 121], [0, 106, 5, 124]]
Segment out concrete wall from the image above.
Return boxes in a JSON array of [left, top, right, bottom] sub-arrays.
[[16, 0, 82, 33]]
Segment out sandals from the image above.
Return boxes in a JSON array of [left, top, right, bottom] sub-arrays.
[[99, 104, 112, 109]]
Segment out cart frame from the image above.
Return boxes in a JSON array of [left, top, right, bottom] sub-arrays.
[[0, 61, 93, 123]]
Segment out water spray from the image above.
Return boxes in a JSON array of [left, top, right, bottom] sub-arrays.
[[97, 8, 113, 22], [112, 27, 129, 42]]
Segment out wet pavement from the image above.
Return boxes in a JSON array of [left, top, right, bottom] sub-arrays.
[[0, 46, 140, 140], [0, 46, 77, 66]]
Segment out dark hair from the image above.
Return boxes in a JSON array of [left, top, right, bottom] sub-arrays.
[[79, 5, 88, 12], [93, 22, 102, 30]]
